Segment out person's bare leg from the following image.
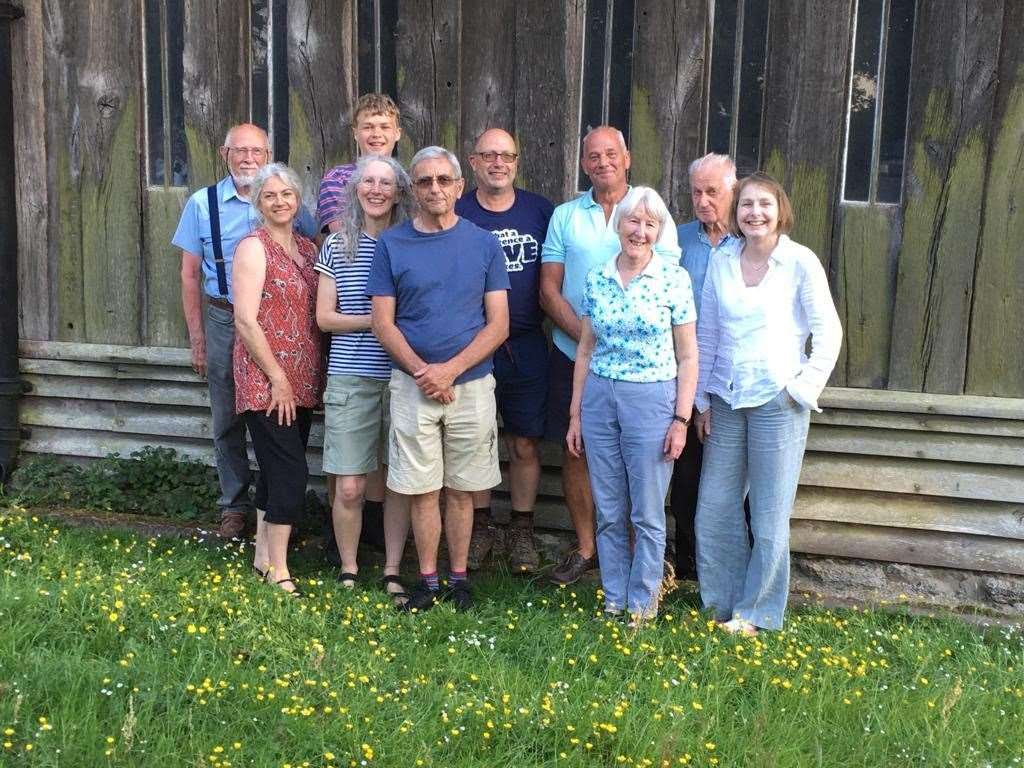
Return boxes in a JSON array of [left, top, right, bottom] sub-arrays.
[[253, 508, 269, 573], [563, 449, 596, 558], [471, 489, 491, 511], [265, 521, 295, 592], [383, 481, 411, 577], [409, 490, 442, 575], [508, 435, 541, 513], [444, 488, 474, 572], [332, 474, 366, 580]]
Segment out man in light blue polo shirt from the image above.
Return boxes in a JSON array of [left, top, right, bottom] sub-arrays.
[[670, 152, 742, 580], [172, 122, 317, 538], [539, 125, 680, 585]]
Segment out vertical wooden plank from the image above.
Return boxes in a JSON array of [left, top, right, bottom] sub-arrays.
[[965, 1, 1024, 397], [144, 188, 190, 347], [832, 205, 900, 388], [629, 0, 708, 221], [459, 0, 516, 163], [286, 0, 356, 206], [513, 0, 586, 203], [12, 0, 50, 340], [43, 0, 144, 345], [888, 0, 1002, 394], [395, 0, 461, 158], [182, 0, 250, 188], [761, 0, 854, 265]]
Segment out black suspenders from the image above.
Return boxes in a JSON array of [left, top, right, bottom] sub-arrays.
[[206, 184, 229, 298]]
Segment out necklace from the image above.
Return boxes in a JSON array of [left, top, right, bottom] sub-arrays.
[[741, 251, 769, 272]]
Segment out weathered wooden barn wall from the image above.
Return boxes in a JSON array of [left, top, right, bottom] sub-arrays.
[[9, 1, 1024, 582]]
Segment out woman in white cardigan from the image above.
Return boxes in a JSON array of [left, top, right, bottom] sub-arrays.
[[693, 172, 842, 635]]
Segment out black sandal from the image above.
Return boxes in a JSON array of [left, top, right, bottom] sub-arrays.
[[253, 564, 267, 579], [337, 571, 358, 589], [381, 574, 409, 608], [275, 577, 303, 597]]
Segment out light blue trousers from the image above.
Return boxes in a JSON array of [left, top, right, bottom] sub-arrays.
[[581, 374, 675, 616], [695, 391, 810, 630]]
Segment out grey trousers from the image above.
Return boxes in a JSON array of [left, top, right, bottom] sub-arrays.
[[204, 304, 253, 516]]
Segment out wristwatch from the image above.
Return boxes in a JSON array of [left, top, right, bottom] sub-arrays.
[[672, 414, 690, 425]]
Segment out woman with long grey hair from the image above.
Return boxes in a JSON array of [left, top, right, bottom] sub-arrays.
[[315, 154, 416, 607]]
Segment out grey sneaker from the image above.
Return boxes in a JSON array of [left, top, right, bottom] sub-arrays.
[[549, 549, 597, 585], [467, 521, 496, 570], [507, 524, 540, 574]]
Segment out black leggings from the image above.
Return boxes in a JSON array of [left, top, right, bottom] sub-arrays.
[[245, 408, 313, 525]]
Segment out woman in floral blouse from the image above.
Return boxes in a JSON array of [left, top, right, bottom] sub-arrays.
[[233, 163, 324, 596], [566, 186, 698, 622]]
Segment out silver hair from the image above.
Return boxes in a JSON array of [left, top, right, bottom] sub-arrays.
[[611, 186, 671, 236], [334, 154, 415, 262], [688, 153, 737, 186], [409, 145, 462, 179], [581, 125, 628, 154], [250, 162, 304, 225]]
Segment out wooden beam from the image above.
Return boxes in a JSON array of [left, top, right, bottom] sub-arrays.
[[19, 358, 202, 383], [793, 486, 1024, 540], [628, 0, 708, 221], [965, 0, 1024, 397], [143, 188, 190, 347], [459, 0, 517, 162], [805, 425, 1024, 467], [18, 340, 191, 366], [819, 387, 1024, 419], [791, 519, 1024, 576], [888, 0, 1003, 393], [22, 374, 209, 408], [812, 409, 1024, 438]]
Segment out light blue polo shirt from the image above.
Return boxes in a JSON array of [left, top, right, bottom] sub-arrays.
[[541, 187, 681, 360], [171, 175, 318, 302], [676, 219, 740, 316]]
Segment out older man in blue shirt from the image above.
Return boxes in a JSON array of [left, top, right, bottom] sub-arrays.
[[540, 125, 681, 585], [671, 153, 742, 579], [172, 123, 317, 538]]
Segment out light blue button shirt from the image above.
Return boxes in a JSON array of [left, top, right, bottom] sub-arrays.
[[171, 175, 318, 302], [677, 219, 741, 316], [583, 255, 696, 383], [541, 188, 681, 360]]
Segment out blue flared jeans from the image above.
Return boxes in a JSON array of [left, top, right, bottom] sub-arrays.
[[581, 373, 676, 616], [695, 390, 810, 630]]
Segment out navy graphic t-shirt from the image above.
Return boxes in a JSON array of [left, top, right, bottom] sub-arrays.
[[456, 188, 554, 337]]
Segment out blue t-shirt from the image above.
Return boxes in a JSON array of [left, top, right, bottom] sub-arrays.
[[171, 175, 318, 302], [314, 232, 392, 380], [365, 218, 511, 385], [455, 189, 554, 337]]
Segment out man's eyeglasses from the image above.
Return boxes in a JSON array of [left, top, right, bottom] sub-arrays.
[[226, 146, 268, 159], [473, 151, 518, 163], [413, 175, 458, 189]]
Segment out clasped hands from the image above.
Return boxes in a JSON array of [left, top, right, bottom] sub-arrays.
[[414, 362, 457, 404]]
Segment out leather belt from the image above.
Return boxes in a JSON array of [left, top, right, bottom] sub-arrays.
[[208, 297, 233, 312]]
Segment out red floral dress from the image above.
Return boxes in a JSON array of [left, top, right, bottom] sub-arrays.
[[233, 229, 324, 413]]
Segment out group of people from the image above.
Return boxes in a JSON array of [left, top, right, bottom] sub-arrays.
[[173, 93, 842, 633]]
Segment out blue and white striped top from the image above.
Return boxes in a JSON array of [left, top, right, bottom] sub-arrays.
[[314, 232, 392, 379]]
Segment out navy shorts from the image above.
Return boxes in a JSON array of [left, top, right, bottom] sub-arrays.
[[544, 345, 575, 444], [493, 332, 549, 438]]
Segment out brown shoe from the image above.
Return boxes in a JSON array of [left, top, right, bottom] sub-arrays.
[[507, 524, 540, 574], [467, 520, 496, 570], [549, 549, 597, 585], [218, 510, 247, 539]]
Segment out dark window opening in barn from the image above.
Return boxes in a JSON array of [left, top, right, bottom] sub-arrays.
[[842, 0, 916, 204], [577, 0, 636, 191], [358, 0, 398, 99], [706, 0, 768, 177], [144, 0, 188, 187], [250, 0, 290, 161]]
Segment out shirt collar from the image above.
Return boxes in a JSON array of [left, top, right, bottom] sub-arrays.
[[599, 251, 667, 286], [697, 225, 737, 248], [218, 175, 247, 204], [731, 233, 792, 264], [580, 185, 633, 210]]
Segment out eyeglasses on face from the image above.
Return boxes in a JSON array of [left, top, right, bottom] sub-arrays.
[[412, 175, 458, 189], [358, 177, 396, 190], [226, 146, 268, 159], [473, 151, 518, 163]]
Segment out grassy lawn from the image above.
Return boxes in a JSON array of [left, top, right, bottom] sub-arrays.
[[1, 507, 1022, 767]]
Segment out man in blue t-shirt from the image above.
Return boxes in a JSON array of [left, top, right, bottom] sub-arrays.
[[455, 128, 554, 575], [367, 146, 510, 613]]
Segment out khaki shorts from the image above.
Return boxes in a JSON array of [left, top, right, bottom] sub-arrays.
[[386, 370, 501, 495], [322, 374, 390, 475]]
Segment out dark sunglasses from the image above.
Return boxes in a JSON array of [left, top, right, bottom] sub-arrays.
[[413, 175, 459, 189]]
